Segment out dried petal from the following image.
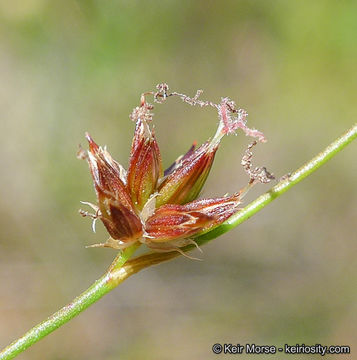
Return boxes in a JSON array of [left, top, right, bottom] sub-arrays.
[[145, 193, 241, 242], [127, 119, 163, 210]]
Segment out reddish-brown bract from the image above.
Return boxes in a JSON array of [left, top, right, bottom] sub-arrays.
[[127, 119, 162, 210], [156, 141, 218, 207], [86, 133, 143, 243], [145, 194, 240, 242]]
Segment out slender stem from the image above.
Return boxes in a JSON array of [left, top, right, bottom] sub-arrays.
[[0, 242, 141, 360], [195, 123, 357, 245], [0, 124, 356, 360]]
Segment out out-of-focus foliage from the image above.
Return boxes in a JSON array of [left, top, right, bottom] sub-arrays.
[[0, 1, 356, 359]]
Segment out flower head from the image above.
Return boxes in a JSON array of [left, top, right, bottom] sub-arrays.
[[79, 84, 273, 253]]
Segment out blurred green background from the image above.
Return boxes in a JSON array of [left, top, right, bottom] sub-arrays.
[[0, 1, 356, 359]]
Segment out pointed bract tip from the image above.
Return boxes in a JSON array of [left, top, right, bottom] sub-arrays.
[[85, 132, 99, 152]]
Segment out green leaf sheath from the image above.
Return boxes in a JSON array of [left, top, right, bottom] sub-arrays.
[[0, 123, 356, 360]]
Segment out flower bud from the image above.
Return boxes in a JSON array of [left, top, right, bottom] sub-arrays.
[[156, 141, 218, 207], [145, 193, 241, 242], [85, 133, 143, 242], [127, 119, 162, 210]]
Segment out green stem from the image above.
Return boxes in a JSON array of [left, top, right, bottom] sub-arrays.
[[0, 124, 356, 360], [0, 242, 141, 360], [195, 123, 357, 246]]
